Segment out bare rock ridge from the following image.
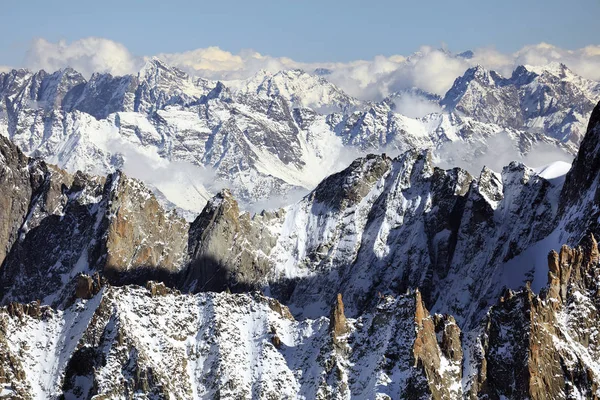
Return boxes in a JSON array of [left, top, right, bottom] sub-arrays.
[[560, 101, 600, 216], [181, 189, 275, 293], [0, 99, 596, 310]]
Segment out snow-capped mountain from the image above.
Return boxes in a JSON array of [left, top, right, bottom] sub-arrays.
[[2, 100, 600, 398], [441, 63, 600, 144], [226, 68, 362, 113], [0, 59, 587, 216]]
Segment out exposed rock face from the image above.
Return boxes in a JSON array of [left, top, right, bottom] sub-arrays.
[[0, 134, 106, 305], [240, 149, 558, 325], [0, 136, 44, 266], [3, 93, 600, 397], [412, 290, 463, 400], [0, 136, 188, 306], [313, 153, 393, 210], [75, 274, 102, 300], [560, 101, 600, 238], [145, 280, 173, 297], [99, 171, 188, 284], [469, 233, 600, 399], [182, 189, 277, 293]]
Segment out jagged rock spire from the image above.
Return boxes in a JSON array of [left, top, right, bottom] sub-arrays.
[[329, 293, 349, 337]]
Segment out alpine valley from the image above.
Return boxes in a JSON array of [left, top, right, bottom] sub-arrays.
[[1, 56, 600, 399]]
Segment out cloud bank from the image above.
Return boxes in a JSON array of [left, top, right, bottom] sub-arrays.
[[24, 38, 141, 77], [10, 37, 600, 101], [435, 132, 574, 176], [392, 92, 444, 118]]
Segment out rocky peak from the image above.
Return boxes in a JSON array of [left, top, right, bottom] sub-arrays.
[[239, 67, 360, 112], [100, 171, 188, 284], [529, 62, 572, 80], [182, 189, 275, 293], [133, 58, 213, 114], [68, 71, 138, 118], [442, 63, 598, 143], [475, 166, 504, 208], [560, 101, 600, 212], [138, 57, 186, 81], [468, 65, 498, 85], [0, 135, 41, 265], [509, 65, 539, 86], [204, 81, 231, 102], [412, 290, 463, 399], [546, 233, 600, 303], [37, 67, 87, 111], [470, 227, 600, 399], [312, 153, 392, 210], [441, 65, 498, 110]]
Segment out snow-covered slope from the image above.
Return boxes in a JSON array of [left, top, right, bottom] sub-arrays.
[[1, 285, 465, 399]]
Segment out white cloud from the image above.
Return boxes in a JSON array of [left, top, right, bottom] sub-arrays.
[[392, 93, 443, 118], [103, 133, 214, 213], [521, 141, 574, 168], [512, 43, 600, 81], [24, 37, 143, 78], [13, 37, 600, 101], [436, 131, 574, 176]]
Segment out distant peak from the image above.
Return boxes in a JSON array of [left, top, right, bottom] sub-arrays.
[[467, 64, 487, 75], [56, 66, 85, 79], [522, 62, 572, 78], [509, 65, 538, 86], [139, 57, 171, 74], [457, 50, 474, 59], [149, 56, 167, 65], [205, 81, 231, 100], [464, 64, 502, 86], [313, 67, 333, 76], [253, 69, 272, 78], [274, 69, 309, 78], [138, 57, 190, 81]]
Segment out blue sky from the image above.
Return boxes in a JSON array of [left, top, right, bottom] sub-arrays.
[[1, 0, 598, 66]]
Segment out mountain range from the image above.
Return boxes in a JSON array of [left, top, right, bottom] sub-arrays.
[[1, 59, 600, 398], [1, 59, 593, 215]]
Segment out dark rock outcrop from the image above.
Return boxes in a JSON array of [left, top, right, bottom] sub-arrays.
[[75, 273, 102, 299]]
